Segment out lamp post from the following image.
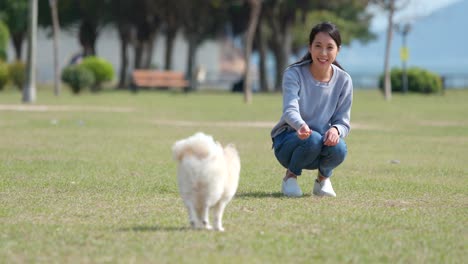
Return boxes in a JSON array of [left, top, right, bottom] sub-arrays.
[[396, 23, 411, 93]]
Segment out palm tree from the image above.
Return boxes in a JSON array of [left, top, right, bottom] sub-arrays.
[[23, 0, 38, 103], [49, 0, 61, 96], [372, 0, 410, 101]]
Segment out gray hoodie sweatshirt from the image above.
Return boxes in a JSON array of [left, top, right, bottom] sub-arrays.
[[271, 60, 353, 139]]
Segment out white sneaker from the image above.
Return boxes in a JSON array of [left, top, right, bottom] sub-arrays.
[[313, 178, 336, 197], [282, 177, 303, 197]]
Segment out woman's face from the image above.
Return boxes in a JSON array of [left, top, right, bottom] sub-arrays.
[[308, 32, 339, 70]]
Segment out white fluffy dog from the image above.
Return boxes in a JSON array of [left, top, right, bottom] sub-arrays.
[[172, 132, 240, 231]]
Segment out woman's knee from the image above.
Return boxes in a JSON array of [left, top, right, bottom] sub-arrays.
[[332, 140, 348, 160], [304, 132, 323, 149]]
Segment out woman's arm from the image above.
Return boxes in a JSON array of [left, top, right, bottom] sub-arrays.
[[331, 76, 353, 138], [282, 69, 307, 131]]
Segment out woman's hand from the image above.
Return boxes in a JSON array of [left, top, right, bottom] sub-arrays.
[[297, 124, 311, 140], [323, 127, 340, 146]]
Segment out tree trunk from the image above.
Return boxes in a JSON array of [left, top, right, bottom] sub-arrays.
[[271, 40, 289, 92], [268, 15, 292, 92], [134, 41, 144, 69], [383, 1, 395, 101], [143, 32, 156, 69], [117, 23, 131, 89], [79, 20, 97, 56], [119, 38, 129, 87], [257, 17, 269, 92], [164, 30, 177, 70], [243, 0, 262, 103], [49, 0, 61, 96], [23, 0, 37, 103], [186, 34, 197, 91], [11, 33, 25, 61]]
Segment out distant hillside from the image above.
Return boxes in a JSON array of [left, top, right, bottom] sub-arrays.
[[340, 0, 468, 76]]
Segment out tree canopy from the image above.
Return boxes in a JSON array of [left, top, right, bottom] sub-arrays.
[[1, 0, 378, 95]]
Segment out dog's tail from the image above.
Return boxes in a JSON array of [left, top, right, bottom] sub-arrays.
[[224, 144, 241, 175], [172, 132, 216, 161]]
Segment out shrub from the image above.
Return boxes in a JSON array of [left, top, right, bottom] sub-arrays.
[[379, 67, 442, 94], [61, 65, 95, 94], [0, 60, 8, 90], [80, 56, 114, 90], [407, 68, 443, 94], [8, 61, 26, 90]]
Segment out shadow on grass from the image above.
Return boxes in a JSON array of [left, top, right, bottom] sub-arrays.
[[236, 191, 313, 199], [235, 191, 284, 198], [118, 225, 189, 232]]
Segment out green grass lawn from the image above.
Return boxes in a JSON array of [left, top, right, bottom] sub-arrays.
[[1, 88, 467, 263]]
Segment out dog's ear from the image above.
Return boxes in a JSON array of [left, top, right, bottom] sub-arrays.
[[224, 144, 239, 158], [173, 141, 212, 161], [174, 150, 184, 161], [225, 143, 237, 150], [189, 142, 210, 159], [172, 141, 185, 161]]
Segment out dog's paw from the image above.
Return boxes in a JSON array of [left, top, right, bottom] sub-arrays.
[[202, 220, 213, 230], [214, 226, 225, 232], [190, 220, 206, 230]]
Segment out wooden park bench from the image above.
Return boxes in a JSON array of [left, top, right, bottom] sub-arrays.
[[131, 69, 190, 91]]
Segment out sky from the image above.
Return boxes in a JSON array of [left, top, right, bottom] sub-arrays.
[[370, 0, 462, 31]]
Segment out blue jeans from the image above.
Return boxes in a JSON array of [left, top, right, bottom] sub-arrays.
[[273, 130, 347, 177]]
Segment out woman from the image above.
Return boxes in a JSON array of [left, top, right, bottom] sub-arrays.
[[271, 22, 353, 197]]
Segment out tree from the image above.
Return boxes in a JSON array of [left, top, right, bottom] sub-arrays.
[[0, 21, 9, 61], [0, 0, 29, 61], [179, 0, 228, 91], [75, 0, 111, 57], [23, 0, 38, 103], [292, 2, 375, 48], [242, 0, 262, 103], [371, 0, 410, 101], [263, 0, 296, 91], [255, 14, 270, 92], [109, 0, 135, 88], [132, 0, 161, 70], [40, 0, 111, 57], [39, 0, 112, 58], [159, 0, 182, 71], [262, 0, 374, 92], [49, 0, 61, 96], [106, 0, 165, 88]]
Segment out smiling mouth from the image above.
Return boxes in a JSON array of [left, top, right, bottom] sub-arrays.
[[317, 58, 328, 63]]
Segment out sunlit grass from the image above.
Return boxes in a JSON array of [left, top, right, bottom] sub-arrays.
[[1, 88, 467, 263]]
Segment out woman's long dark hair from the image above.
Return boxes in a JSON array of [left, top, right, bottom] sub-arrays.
[[290, 22, 344, 70]]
